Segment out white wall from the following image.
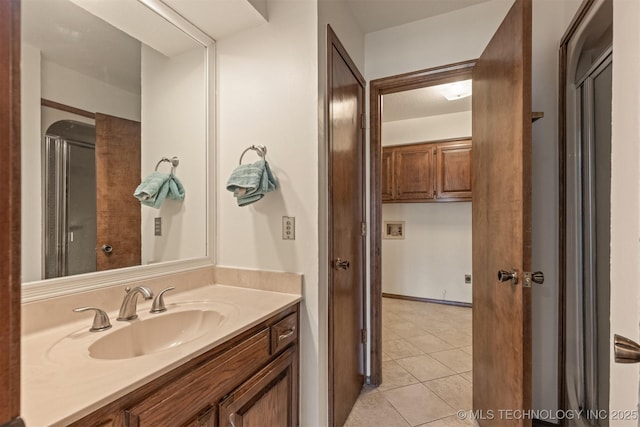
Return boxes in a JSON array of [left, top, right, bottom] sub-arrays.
[[382, 203, 472, 302], [365, 0, 513, 81], [381, 111, 472, 303], [41, 59, 140, 122], [609, 0, 640, 421], [529, 0, 580, 417], [216, 0, 320, 424], [382, 111, 471, 146], [21, 43, 43, 283], [141, 46, 207, 265]]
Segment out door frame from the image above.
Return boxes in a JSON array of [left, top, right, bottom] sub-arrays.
[[326, 25, 367, 426], [369, 60, 475, 385], [557, 0, 602, 417], [0, 0, 22, 425]]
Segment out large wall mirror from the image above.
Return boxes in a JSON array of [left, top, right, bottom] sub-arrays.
[[21, 0, 215, 301]]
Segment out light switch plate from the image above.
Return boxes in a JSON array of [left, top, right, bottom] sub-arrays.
[[282, 216, 295, 240]]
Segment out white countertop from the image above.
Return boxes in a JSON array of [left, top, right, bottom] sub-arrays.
[[21, 284, 301, 427]]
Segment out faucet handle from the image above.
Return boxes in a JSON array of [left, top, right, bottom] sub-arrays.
[[150, 287, 176, 314], [73, 307, 112, 332]]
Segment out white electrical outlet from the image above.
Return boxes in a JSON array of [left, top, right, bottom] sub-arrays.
[[282, 216, 295, 240], [154, 217, 162, 236]]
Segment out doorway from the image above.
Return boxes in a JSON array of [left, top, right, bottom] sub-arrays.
[[44, 120, 97, 278], [560, 0, 612, 423], [369, 61, 476, 385], [327, 26, 367, 427]]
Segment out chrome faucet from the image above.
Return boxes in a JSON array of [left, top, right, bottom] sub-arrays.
[[117, 286, 153, 321]]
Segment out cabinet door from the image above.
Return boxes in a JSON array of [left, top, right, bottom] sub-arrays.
[[125, 329, 270, 427], [395, 145, 436, 201], [219, 347, 298, 427], [185, 405, 217, 427], [381, 148, 394, 201], [436, 141, 472, 201]]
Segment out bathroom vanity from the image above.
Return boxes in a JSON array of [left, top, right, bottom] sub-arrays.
[[21, 272, 302, 427], [75, 305, 298, 427]]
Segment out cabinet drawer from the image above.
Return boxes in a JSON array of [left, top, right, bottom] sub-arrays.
[[125, 328, 270, 426], [271, 313, 297, 354]]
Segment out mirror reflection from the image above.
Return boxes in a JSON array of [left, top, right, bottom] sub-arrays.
[[21, 0, 208, 283]]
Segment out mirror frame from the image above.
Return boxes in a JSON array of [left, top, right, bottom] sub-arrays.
[[22, 0, 216, 303]]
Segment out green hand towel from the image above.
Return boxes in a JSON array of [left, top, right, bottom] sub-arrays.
[[134, 172, 185, 209], [226, 159, 277, 207]]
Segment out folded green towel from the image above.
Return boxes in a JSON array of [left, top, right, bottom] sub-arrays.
[[226, 159, 277, 206], [134, 172, 185, 209]]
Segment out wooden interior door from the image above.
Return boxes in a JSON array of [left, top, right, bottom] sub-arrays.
[[472, 0, 532, 425], [0, 0, 22, 425], [327, 26, 366, 427], [95, 113, 141, 271]]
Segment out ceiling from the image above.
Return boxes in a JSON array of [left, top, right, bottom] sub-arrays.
[[345, 0, 493, 33], [23, 0, 486, 114], [22, 0, 142, 94], [382, 83, 472, 123]]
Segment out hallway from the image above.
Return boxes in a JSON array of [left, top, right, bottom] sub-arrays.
[[345, 297, 473, 426]]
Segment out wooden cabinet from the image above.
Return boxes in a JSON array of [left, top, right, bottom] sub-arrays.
[[395, 144, 436, 201], [436, 141, 472, 200], [219, 347, 297, 427], [382, 138, 472, 203], [71, 305, 299, 427]]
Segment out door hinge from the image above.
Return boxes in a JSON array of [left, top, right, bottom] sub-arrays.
[[361, 222, 367, 236], [361, 328, 367, 344], [361, 113, 367, 129]]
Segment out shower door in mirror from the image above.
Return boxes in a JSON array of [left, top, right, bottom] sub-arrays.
[[44, 121, 97, 278]]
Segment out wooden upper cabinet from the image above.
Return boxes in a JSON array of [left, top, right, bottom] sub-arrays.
[[395, 145, 436, 201], [381, 149, 394, 201], [382, 138, 472, 203], [436, 140, 472, 201]]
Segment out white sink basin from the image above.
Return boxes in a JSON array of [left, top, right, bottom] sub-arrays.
[[88, 309, 224, 360]]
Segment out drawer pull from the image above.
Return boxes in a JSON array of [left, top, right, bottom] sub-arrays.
[[229, 413, 237, 427], [278, 327, 296, 340]]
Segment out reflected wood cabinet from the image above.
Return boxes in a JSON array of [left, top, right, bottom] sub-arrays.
[[70, 305, 299, 427], [382, 138, 472, 203]]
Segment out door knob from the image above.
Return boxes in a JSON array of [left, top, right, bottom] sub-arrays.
[[334, 258, 350, 270], [498, 269, 518, 285], [101, 244, 113, 254], [523, 271, 544, 287], [614, 334, 640, 363]]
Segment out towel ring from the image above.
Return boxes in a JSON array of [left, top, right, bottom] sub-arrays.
[[239, 145, 267, 165], [155, 156, 179, 175]]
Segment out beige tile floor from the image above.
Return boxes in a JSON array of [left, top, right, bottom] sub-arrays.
[[344, 297, 474, 427]]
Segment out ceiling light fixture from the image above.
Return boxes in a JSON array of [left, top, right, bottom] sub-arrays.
[[436, 79, 472, 101]]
